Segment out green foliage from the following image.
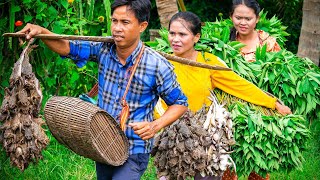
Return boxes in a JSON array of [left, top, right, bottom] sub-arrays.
[[270, 120, 320, 179], [258, 0, 303, 53], [255, 51, 320, 120], [0, 0, 111, 103], [0, 130, 96, 179], [256, 10, 290, 48], [229, 102, 309, 177], [214, 88, 311, 177]]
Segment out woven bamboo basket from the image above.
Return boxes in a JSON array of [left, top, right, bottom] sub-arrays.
[[44, 96, 129, 166]]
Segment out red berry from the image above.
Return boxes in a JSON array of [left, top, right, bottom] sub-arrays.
[[15, 20, 23, 27]]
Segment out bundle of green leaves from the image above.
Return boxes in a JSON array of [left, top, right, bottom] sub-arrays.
[[232, 102, 309, 177], [255, 49, 320, 121], [214, 90, 309, 177]]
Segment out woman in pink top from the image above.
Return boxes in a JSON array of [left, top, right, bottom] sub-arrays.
[[229, 0, 281, 63], [227, 2, 278, 180]]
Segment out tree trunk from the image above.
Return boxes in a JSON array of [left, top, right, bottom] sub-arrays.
[[155, 0, 179, 29], [297, 0, 320, 66]]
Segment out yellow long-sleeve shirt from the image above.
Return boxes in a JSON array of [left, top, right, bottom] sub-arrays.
[[155, 52, 276, 116]]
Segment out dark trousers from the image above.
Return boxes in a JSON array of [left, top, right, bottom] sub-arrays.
[[96, 153, 150, 180]]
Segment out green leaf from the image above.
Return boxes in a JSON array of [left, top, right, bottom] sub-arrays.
[[221, 27, 230, 43], [145, 41, 158, 48], [307, 72, 320, 84], [70, 71, 80, 84], [24, 15, 33, 22], [302, 78, 311, 93], [248, 118, 255, 133], [12, 5, 21, 13], [272, 122, 283, 137], [59, 0, 69, 9], [1, 80, 9, 87], [282, 83, 291, 97], [285, 136, 292, 142], [47, 78, 56, 87], [52, 21, 64, 34], [36, 14, 43, 21], [228, 41, 246, 50], [246, 152, 253, 160], [48, 6, 58, 18], [266, 123, 273, 133]]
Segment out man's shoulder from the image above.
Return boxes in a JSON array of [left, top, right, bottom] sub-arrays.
[[101, 42, 114, 50], [144, 47, 173, 67], [144, 47, 166, 60]]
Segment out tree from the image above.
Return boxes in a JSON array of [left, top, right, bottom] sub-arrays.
[[155, 0, 179, 28], [297, 0, 320, 66]]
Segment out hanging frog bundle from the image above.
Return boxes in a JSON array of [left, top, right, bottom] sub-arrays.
[[152, 91, 236, 179], [0, 41, 49, 171]]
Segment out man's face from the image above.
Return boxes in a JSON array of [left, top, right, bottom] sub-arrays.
[[111, 5, 148, 49]]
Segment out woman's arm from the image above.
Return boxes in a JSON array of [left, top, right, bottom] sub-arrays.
[[209, 55, 291, 114]]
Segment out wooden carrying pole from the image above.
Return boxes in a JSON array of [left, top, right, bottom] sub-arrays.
[[3, 33, 231, 71]]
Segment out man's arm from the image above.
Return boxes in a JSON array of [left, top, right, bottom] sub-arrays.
[[129, 52, 188, 140], [17, 23, 70, 56], [129, 104, 187, 140]]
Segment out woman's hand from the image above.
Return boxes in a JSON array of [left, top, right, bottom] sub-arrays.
[[129, 121, 159, 140], [275, 101, 292, 115]]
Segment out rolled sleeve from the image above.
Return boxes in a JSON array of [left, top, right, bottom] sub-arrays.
[[156, 61, 188, 107], [62, 40, 103, 68]]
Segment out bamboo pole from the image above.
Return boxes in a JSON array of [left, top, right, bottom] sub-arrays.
[[3, 33, 232, 71], [157, 51, 231, 71], [177, 0, 187, 12], [2, 33, 114, 42]]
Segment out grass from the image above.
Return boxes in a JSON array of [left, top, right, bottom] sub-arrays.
[[1, 121, 319, 180], [0, 130, 96, 180], [268, 120, 320, 180]]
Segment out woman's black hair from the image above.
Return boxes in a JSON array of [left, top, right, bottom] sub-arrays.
[[111, 0, 151, 23], [168, 11, 202, 36], [229, 0, 261, 41]]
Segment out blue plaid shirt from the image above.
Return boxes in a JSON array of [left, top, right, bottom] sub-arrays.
[[67, 40, 188, 154]]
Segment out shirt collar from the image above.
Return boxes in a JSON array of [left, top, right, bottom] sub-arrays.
[[110, 41, 143, 66]]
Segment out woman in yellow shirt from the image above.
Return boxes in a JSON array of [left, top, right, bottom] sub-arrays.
[[157, 11, 291, 180]]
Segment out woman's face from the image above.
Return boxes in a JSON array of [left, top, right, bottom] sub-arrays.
[[231, 4, 259, 36], [168, 19, 200, 57]]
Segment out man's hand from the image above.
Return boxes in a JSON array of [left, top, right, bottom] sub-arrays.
[[16, 23, 70, 56], [17, 23, 45, 40], [275, 101, 292, 115], [129, 121, 158, 140]]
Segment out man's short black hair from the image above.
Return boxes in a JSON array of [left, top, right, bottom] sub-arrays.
[[111, 0, 151, 23]]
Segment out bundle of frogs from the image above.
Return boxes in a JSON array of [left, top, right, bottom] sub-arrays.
[[152, 92, 235, 179], [0, 41, 49, 171]]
